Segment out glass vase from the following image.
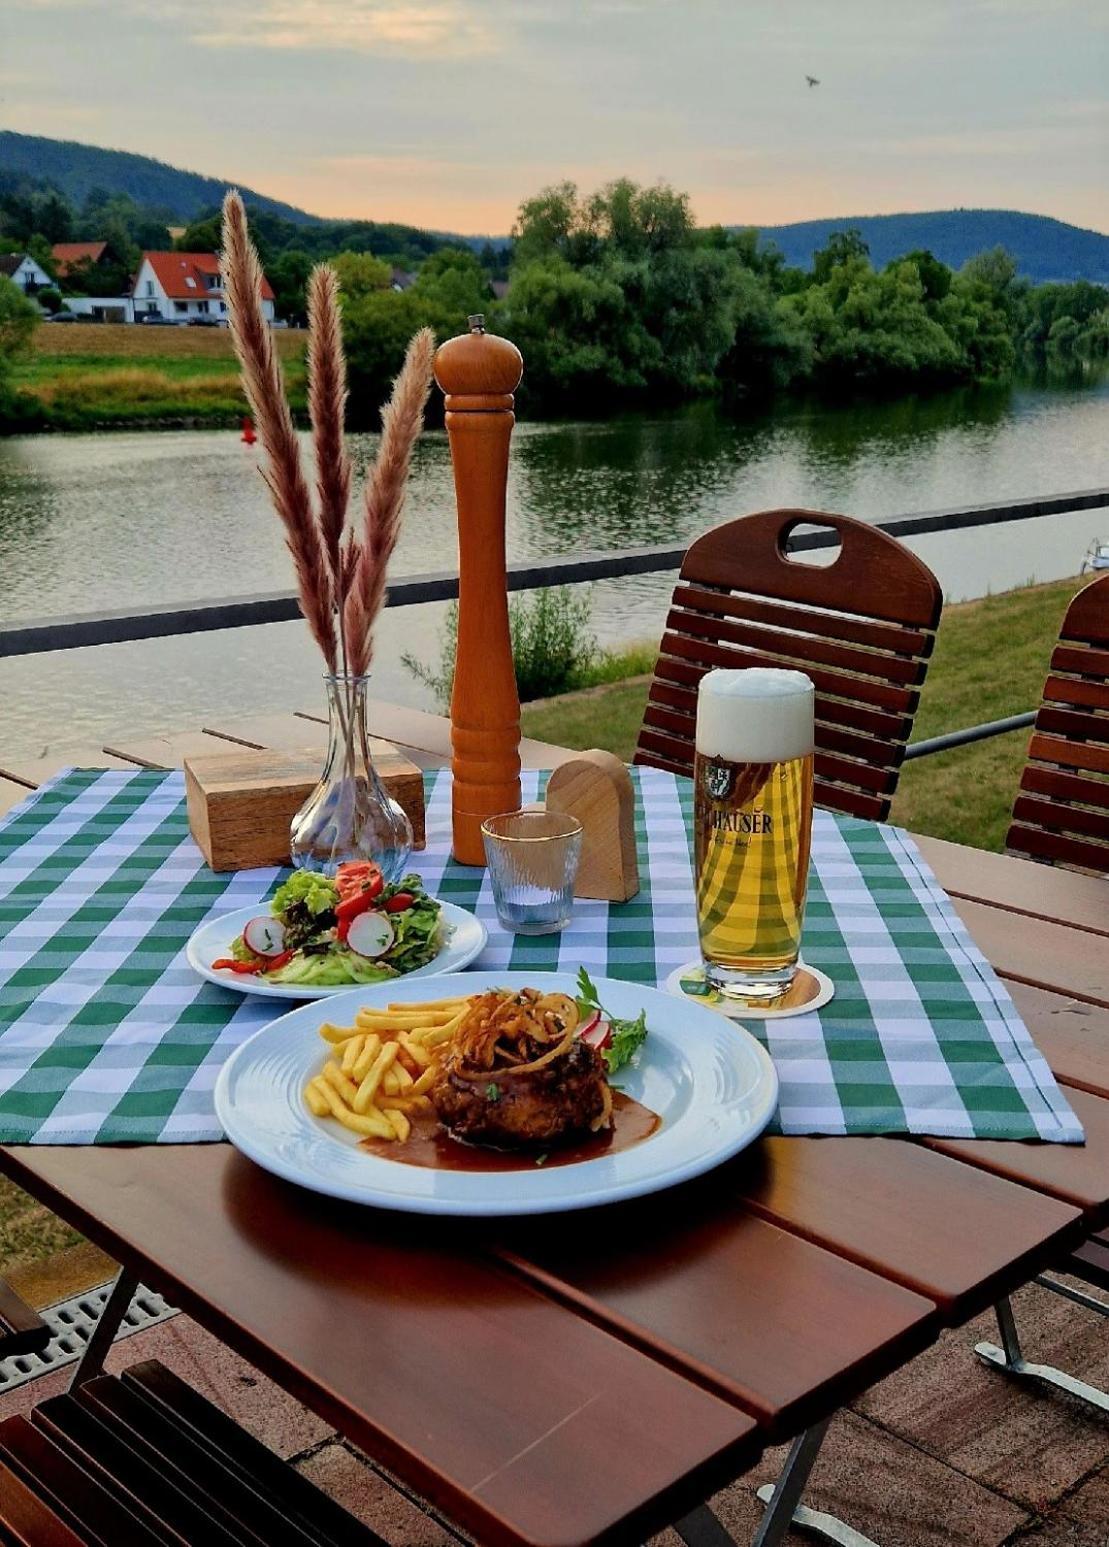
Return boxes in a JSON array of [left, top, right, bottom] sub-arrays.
[[290, 674, 413, 881]]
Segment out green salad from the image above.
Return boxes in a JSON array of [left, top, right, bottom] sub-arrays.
[[212, 861, 446, 988]]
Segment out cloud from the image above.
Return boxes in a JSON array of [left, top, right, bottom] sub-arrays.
[[206, 1, 502, 55], [26, 0, 507, 57]]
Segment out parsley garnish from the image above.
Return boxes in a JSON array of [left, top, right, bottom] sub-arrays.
[[485, 1083, 500, 1102], [575, 967, 649, 1074]]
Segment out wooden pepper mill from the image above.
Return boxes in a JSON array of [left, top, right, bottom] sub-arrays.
[[434, 316, 524, 864]]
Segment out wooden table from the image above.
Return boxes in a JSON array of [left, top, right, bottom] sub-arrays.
[[1, 710, 1106, 1547]]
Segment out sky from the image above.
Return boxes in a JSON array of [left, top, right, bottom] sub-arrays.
[[4, 0, 1107, 234]]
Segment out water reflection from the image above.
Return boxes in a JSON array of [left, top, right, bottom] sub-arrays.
[[1, 373, 1106, 757]]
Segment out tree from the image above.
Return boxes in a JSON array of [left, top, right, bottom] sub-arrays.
[[894, 250, 951, 303], [330, 251, 392, 301], [33, 189, 72, 243], [36, 285, 64, 315], [811, 228, 870, 283], [0, 275, 40, 357], [268, 249, 313, 326]]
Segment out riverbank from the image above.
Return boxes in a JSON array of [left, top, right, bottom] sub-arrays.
[[520, 573, 1094, 852], [5, 324, 306, 431]]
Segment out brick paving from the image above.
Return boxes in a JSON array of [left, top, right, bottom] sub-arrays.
[[1, 1274, 1104, 1545]]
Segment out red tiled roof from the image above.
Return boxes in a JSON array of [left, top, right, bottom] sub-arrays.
[[52, 241, 107, 276], [134, 251, 275, 302]]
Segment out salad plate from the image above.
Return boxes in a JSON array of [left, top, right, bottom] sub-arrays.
[[214, 971, 779, 1215], [188, 899, 487, 1000]]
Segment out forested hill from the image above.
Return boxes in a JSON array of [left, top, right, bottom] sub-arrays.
[[752, 210, 1109, 284], [0, 131, 318, 224]]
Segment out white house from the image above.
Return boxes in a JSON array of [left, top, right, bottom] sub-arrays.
[[130, 252, 277, 324], [0, 253, 53, 296]]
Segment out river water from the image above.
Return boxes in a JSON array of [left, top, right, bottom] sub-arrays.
[[2, 375, 1107, 760]]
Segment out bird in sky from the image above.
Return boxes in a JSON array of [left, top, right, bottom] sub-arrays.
[[805, 75, 820, 87]]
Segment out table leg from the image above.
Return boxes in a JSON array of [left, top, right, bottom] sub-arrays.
[[68, 1267, 138, 1389], [749, 1418, 881, 1547], [975, 1295, 1109, 1414]]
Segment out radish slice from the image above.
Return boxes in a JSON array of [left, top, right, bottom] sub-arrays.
[[577, 1009, 601, 1041], [242, 916, 287, 957], [581, 1017, 611, 1050], [345, 911, 394, 960]]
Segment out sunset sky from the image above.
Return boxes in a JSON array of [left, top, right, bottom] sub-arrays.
[[6, 0, 1108, 234]]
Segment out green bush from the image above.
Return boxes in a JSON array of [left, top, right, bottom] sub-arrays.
[[404, 586, 604, 705]]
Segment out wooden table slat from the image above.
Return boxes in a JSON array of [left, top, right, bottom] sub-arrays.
[[729, 1136, 1082, 1321], [0, 1145, 759, 1547], [0, 750, 132, 786], [1006, 982, 1109, 1101], [948, 895, 1109, 1008], [496, 1200, 935, 1439], [303, 701, 579, 772], [916, 833, 1109, 937], [924, 1084, 1109, 1225], [0, 777, 33, 817], [100, 731, 247, 770], [199, 712, 329, 752]]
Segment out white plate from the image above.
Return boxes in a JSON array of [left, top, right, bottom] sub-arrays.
[[187, 901, 487, 1000], [214, 971, 779, 1216]]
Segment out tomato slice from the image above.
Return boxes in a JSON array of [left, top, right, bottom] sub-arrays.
[[263, 950, 294, 973], [336, 861, 383, 902], [383, 891, 415, 914]]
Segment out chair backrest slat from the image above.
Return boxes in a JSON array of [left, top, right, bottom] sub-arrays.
[[635, 509, 942, 822], [1005, 573, 1109, 875]]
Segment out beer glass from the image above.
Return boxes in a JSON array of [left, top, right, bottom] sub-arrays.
[[693, 667, 815, 1003]]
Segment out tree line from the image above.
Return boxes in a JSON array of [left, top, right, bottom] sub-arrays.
[[2, 171, 1107, 427]]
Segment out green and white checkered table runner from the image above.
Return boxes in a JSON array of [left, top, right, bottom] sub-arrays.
[[0, 767, 1083, 1145]]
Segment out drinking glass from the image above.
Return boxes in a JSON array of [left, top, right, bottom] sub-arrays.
[[481, 810, 583, 935], [694, 667, 815, 1003]]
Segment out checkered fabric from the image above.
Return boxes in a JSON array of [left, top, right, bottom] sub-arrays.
[[0, 767, 1083, 1144]]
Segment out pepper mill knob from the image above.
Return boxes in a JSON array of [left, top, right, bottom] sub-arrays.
[[434, 320, 524, 864], [434, 318, 523, 407]]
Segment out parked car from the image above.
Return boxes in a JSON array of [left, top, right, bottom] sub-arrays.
[[139, 315, 179, 326], [186, 317, 221, 327], [45, 312, 78, 323]]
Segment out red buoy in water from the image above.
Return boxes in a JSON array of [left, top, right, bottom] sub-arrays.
[[241, 416, 257, 445]]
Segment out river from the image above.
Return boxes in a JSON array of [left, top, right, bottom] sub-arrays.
[[2, 375, 1107, 761]]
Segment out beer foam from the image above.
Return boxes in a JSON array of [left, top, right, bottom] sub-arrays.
[[695, 668, 814, 764]]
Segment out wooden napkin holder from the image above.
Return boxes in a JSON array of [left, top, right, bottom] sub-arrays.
[[184, 745, 425, 873], [545, 750, 639, 902]]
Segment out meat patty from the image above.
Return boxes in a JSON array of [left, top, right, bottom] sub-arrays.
[[431, 1039, 609, 1148]]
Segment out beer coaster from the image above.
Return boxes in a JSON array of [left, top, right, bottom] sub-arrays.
[[665, 962, 834, 1020]]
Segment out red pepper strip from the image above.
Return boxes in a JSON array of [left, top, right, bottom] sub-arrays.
[[383, 892, 414, 914], [212, 957, 263, 975], [264, 950, 295, 973]]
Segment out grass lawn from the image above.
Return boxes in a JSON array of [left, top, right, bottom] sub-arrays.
[[522, 573, 1094, 852], [9, 323, 306, 429]]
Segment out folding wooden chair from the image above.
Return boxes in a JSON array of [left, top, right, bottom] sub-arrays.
[[633, 508, 943, 820], [1005, 570, 1109, 874], [975, 574, 1109, 1411], [0, 1275, 381, 1545]]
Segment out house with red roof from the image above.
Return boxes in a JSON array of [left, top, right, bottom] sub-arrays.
[[51, 241, 109, 280], [130, 252, 277, 324]]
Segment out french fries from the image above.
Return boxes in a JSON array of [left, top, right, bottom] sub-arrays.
[[304, 994, 470, 1144]]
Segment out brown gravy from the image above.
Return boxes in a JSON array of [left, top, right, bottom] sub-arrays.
[[359, 1090, 660, 1172]]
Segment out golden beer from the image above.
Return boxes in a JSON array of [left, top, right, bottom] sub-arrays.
[[694, 669, 815, 1002]]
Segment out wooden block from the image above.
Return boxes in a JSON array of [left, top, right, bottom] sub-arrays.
[[545, 751, 639, 902], [184, 745, 425, 872]]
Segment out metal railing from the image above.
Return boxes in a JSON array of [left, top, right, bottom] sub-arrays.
[[3, 487, 1104, 760]]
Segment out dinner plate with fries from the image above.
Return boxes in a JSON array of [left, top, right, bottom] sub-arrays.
[[214, 971, 779, 1216]]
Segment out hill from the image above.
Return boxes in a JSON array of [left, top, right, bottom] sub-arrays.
[[0, 130, 319, 224], [750, 209, 1109, 284]]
